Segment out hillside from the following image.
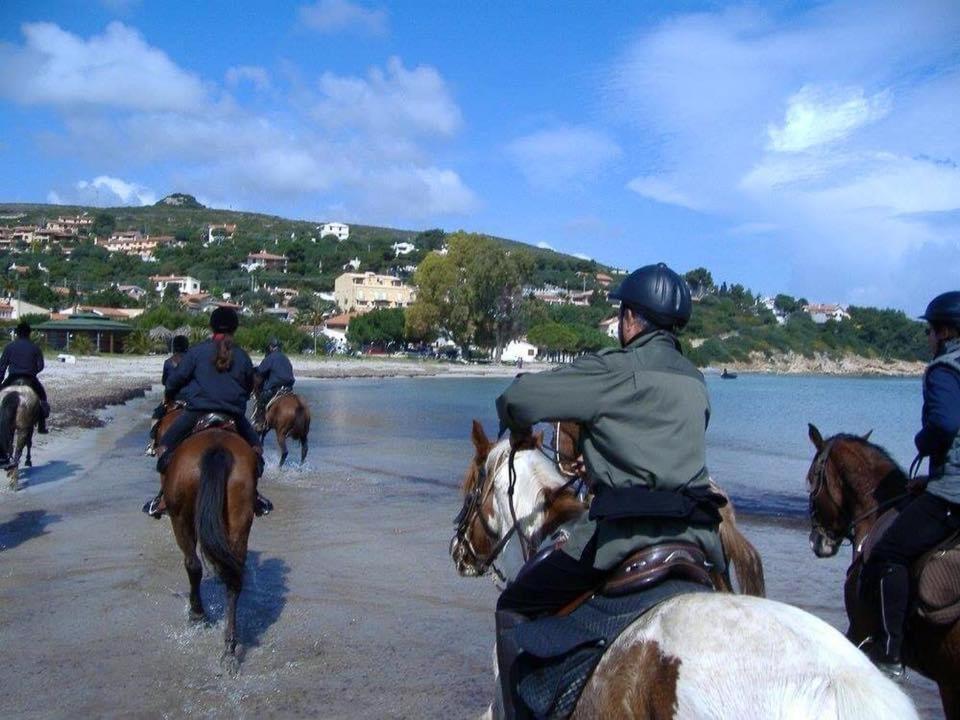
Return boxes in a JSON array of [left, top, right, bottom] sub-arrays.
[[0, 201, 609, 306]]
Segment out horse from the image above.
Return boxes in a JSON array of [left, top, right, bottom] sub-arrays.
[[452, 421, 918, 719], [805, 424, 960, 719], [161, 424, 257, 673], [551, 420, 765, 596], [0, 383, 41, 489], [257, 390, 310, 468]]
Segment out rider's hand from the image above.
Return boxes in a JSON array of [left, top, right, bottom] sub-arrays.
[[907, 477, 928, 495], [509, 427, 537, 451]]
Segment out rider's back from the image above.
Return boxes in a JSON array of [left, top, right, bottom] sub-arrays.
[[0, 337, 43, 378], [166, 339, 254, 416]]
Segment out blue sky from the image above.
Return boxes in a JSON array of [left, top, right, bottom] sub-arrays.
[[1, 0, 958, 312]]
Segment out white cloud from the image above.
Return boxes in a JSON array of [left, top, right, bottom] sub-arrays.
[[608, 1, 960, 308], [507, 126, 621, 188], [537, 241, 554, 250], [767, 85, 890, 153], [314, 57, 461, 139], [626, 176, 702, 210], [0, 22, 206, 112], [50, 175, 157, 206], [8, 22, 476, 223], [297, 0, 388, 36], [573, 252, 593, 261], [226, 65, 271, 91]]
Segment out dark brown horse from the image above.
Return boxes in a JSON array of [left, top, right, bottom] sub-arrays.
[[552, 420, 766, 596], [806, 424, 960, 718], [162, 427, 257, 673], [258, 392, 310, 467]]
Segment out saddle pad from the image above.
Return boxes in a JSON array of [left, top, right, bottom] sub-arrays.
[[916, 536, 960, 625], [514, 580, 711, 720], [265, 387, 294, 413]]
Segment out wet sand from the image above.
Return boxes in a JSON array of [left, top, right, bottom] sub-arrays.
[[0, 377, 946, 719]]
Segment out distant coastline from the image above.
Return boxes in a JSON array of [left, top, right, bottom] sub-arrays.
[[707, 350, 924, 378]]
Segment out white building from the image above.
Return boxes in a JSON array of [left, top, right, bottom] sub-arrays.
[[150, 275, 202, 296], [805, 303, 850, 324], [391, 241, 416, 256], [320, 222, 350, 241], [0, 298, 51, 321], [760, 297, 788, 325], [599, 316, 619, 339], [501, 339, 538, 363]]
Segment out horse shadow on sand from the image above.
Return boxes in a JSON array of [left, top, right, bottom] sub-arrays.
[[16, 460, 83, 489], [0, 509, 61, 552], [198, 550, 290, 655]]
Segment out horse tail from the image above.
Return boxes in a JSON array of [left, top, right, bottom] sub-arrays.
[[196, 446, 244, 593], [712, 480, 766, 597], [829, 668, 920, 719], [293, 401, 309, 439], [0, 392, 20, 457]]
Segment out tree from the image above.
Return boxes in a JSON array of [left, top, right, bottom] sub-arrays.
[[347, 308, 406, 348], [774, 294, 799, 315], [684, 267, 715, 300], [91, 212, 115, 238]]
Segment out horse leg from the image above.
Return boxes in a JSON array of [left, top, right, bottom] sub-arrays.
[[171, 514, 205, 621], [277, 429, 288, 468], [220, 518, 250, 676], [24, 430, 32, 468], [300, 434, 308, 465]]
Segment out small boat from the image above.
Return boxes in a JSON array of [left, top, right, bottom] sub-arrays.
[[720, 369, 738, 379]]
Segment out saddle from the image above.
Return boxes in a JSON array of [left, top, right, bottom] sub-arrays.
[[511, 542, 715, 719], [192, 413, 237, 435], [860, 508, 960, 626], [264, 386, 294, 414]]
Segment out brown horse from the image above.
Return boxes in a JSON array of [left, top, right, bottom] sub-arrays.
[[552, 420, 765, 596], [162, 427, 257, 673], [258, 392, 310, 468], [805, 424, 960, 719]]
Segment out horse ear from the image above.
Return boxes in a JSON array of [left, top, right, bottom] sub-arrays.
[[863, 429, 873, 441], [808, 423, 824, 451], [471, 419, 490, 457]]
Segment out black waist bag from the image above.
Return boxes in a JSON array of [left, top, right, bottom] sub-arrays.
[[589, 483, 726, 526]]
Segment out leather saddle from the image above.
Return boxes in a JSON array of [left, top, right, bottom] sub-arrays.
[[265, 386, 294, 413], [861, 508, 960, 626], [601, 542, 714, 597], [193, 413, 237, 435]]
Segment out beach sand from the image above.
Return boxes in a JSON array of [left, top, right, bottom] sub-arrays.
[[0, 361, 945, 719]]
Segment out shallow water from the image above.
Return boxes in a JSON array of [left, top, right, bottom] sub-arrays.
[[0, 374, 945, 718]]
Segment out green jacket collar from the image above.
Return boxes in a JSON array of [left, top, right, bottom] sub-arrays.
[[624, 329, 681, 353]]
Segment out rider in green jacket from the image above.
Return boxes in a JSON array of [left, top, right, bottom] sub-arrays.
[[493, 263, 724, 718]]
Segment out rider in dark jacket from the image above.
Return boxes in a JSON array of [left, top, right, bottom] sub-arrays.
[[253, 338, 295, 430], [863, 290, 960, 679], [151, 335, 190, 421], [142, 308, 272, 518], [0, 322, 49, 434]]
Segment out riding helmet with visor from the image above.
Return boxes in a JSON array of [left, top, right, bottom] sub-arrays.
[[609, 262, 692, 331], [920, 291, 960, 330]]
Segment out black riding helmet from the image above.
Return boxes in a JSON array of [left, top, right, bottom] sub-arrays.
[[920, 291, 960, 329], [172, 335, 189, 353], [609, 263, 692, 331], [15, 321, 31, 337], [210, 306, 239, 334], [266, 337, 281, 352]]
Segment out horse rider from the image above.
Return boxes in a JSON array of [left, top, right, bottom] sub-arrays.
[[0, 321, 49, 434], [493, 263, 725, 718], [150, 335, 190, 420], [253, 337, 295, 431], [142, 307, 273, 518], [861, 290, 960, 679]]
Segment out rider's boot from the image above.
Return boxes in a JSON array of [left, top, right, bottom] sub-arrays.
[[252, 446, 272, 516], [494, 610, 530, 720], [37, 402, 49, 434], [155, 445, 173, 474], [141, 489, 165, 519], [871, 564, 908, 680]]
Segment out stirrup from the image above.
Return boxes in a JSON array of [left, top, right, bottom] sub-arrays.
[[142, 493, 165, 519], [255, 493, 273, 517]]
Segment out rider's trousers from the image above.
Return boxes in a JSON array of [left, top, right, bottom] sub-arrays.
[[496, 542, 604, 618], [158, 409, 262, 452]]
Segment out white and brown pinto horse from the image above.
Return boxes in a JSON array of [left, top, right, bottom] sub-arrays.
[[452, 421, 918, 720], [0, 383, 41, 489]]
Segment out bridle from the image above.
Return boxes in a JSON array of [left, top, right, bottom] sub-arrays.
[[808, 439, 912, 548], [452, 441, 582, 581]]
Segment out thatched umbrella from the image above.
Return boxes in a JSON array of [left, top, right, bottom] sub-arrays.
[[149, 326, 173, 342]]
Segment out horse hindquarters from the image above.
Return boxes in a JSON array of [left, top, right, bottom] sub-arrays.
[[196, 444, 247, 668]]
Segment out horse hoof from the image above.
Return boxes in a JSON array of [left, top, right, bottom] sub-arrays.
[[189, 609, 206, 623], [24, 460, 31, 468], [220, 651, 240, 676]]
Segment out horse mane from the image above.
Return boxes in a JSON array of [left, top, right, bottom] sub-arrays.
[[826, 433, 908, 503]]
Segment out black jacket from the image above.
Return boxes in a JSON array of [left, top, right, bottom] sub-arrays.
[[0, 337, 44, 381], [165, 339, 254, 416], [256, 351, 295, 392]]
